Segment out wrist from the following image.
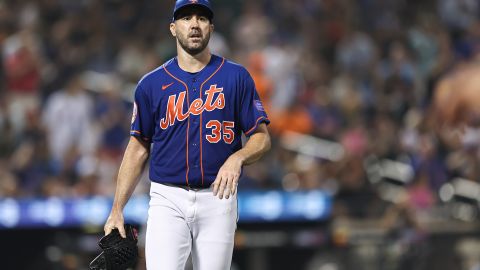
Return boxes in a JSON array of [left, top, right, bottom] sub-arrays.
[[234, 152, 246, 166], [111, 204, 124, 214]]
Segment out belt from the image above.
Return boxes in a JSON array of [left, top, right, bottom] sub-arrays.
[[162, 183, 210, 191]]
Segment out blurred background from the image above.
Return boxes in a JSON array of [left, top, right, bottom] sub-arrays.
[[1, 0, 480, 269]]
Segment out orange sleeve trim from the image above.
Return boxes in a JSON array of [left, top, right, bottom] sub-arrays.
[[245, 116, 269, 136], [130, 130, 150, 141]]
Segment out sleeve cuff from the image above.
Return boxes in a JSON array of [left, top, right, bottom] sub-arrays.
[[244, 116, 270, 136], [130, 130, 151, 141]]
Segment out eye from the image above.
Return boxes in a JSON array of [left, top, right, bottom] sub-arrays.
[[199, 16, 208, 22]]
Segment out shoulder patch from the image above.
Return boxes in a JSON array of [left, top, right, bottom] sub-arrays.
[[254, 100, 265, 111], [131, 102, 138, 124]]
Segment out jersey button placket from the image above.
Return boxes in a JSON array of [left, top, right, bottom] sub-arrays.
[[192, 78, 198, 123], [192, 77, 197, 92], [187, 77, 201, 183], [191, 78, 199, 138]]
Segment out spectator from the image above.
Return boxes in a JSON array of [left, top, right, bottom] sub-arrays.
[[42, 73, 97, 176]]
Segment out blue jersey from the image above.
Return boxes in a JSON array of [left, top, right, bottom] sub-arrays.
[[130, 55, 269, 187]]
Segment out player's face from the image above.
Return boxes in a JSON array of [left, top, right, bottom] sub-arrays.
[[170, 7, 213, 56]]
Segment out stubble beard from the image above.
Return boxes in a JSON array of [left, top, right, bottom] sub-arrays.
[[178, 31, 211, 56]]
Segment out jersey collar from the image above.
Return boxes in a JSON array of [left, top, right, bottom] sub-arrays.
[[170, 54, 222, 82]]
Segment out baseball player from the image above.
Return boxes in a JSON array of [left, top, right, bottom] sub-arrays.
[[103, 0, 271, 269]]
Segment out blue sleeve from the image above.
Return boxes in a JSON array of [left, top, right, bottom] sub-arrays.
[[239, 70, 270, 136], [130, 83, 153, 141]]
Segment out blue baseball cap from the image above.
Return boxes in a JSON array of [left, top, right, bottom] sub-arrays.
[[173, 0, 214, 21]]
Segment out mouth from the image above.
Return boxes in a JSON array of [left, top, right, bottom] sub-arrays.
[[189, 32, 202, 39]]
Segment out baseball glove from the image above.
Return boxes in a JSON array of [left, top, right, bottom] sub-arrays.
[[89, 224, 139, 270]]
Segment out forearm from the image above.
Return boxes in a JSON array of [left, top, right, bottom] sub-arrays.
[[235, 124, 271, 166], [111, 137, 150, 212], [212, 124, 270, 198]]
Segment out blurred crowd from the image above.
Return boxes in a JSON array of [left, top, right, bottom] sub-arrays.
[[2, 0, 480, 269], [1, 0, 480, 225]]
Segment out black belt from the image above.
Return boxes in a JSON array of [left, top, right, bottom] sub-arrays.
[[162, 183, 209, 191]]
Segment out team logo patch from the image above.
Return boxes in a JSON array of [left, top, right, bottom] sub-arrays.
[[254, 100, 265, 111], [131, 102, 138, 124]]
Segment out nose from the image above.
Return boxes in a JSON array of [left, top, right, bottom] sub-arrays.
[[190, 16, 200, 27]]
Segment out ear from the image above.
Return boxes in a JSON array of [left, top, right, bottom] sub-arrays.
[[170, 22, 176, 37], [210, 23, 214, 33]]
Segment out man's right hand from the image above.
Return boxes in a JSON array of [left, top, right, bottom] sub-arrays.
[[104, 209, 126, 238]]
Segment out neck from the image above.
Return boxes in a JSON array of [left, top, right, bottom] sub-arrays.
[[177, 47, 212, 73]]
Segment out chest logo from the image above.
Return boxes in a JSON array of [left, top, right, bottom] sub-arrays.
[[162, 82, 174, 90], [160, 84, 225, 129]]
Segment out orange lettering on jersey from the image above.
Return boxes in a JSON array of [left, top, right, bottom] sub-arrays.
[[204, 85, 225, 111], [160, 91, 188, 129], [160, 85, 225, 129], [215, 93, 225, 108], [190, 99, 203, 115]]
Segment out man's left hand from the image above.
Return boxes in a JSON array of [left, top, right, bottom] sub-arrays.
[[212, 155, 243, 199]]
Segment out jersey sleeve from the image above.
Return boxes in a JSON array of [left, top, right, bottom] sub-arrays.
[[239, 70, 270, 136], [130, 83, 153, 141]]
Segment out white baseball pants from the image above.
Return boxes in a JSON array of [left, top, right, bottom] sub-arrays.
[[145, 182, 237, 270]]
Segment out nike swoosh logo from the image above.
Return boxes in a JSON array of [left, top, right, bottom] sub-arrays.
[[162, 82, 174, 90]]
